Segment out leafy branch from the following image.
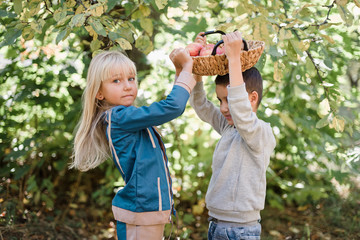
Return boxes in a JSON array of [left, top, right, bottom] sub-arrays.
[[278, 0, 337, 113]]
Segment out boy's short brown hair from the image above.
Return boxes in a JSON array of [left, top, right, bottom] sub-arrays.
[[215, 67, 263, 107]]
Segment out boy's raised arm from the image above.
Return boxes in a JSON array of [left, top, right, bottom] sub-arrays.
[[222, 31, 245, 87]]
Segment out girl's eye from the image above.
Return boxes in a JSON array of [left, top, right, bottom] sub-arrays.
[[128, 77, 135, 82], [113, 79, 120, 83]]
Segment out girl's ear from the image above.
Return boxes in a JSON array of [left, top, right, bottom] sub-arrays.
[[96, 91, 104, 100]]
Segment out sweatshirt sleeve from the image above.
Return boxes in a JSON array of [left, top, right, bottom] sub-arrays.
[[109, 85, 190, 131], [189, 81, 228, 135], [227, 83, 276, 153]]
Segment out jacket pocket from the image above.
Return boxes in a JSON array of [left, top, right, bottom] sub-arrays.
[[157, 177, 162, 211]]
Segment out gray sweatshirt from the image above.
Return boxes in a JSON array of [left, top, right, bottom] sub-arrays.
[[190, 81, 276, 223]]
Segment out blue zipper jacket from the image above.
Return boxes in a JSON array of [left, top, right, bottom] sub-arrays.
[[104, 85, 189, 225]]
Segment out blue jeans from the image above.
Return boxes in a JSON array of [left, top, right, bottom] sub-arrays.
[[208, 219, 261, 240]]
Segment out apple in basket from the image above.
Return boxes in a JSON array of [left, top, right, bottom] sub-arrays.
[[185, 43, 204, 56], [199, 44, 215, 56], [216, 45, 225, 55]]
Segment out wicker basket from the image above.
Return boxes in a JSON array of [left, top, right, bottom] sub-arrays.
[[192, 31, 265, 76]]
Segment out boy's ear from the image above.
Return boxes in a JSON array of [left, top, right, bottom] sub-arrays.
[[96, 91, 104, 100], [249, 91, 258, 106]]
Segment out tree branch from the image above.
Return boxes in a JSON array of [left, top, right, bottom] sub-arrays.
[[278, 0, 335, 112], [44, 0, 54, 14]]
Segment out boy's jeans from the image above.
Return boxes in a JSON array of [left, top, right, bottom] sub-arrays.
[[208, 218, 261, 240]]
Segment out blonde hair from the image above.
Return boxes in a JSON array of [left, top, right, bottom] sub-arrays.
[[70, 51, 137, 171]]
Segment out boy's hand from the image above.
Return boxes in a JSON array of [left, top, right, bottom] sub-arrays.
[[195, 32, 206, 47], [170, 48, 193, 75], [222, 31, 244, 61]]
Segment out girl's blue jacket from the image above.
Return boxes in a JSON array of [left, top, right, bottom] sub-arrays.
[[104, 85, 189, 225]]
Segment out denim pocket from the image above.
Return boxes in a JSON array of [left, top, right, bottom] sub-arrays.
[[209, 222, 230, 240], [225, 224, 261, 240]]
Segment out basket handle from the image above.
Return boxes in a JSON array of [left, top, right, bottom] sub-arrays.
[[211, 39, 248, 56], [201, 30, 226, 37]]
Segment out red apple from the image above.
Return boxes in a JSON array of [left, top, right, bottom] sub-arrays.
[[199, 44, 215, 56], [216, 45, 226, 55], [185, 43, 204, 56]]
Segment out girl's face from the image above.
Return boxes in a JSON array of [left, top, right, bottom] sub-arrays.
[[216, 84, 234, 126], [96, 69, 138, 107]]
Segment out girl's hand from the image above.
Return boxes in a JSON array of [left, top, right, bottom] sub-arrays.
[[170, 48, 193, 74], [222, 31, 244, 61], [195, 32, 206, 46]]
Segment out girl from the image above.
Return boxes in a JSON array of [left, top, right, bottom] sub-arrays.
[[70, 49, 195, 239]]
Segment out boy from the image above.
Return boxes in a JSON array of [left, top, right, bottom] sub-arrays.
[[190, 31, 276, 239]]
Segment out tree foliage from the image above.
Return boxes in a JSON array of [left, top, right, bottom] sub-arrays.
[[1, 0, 359, 238]]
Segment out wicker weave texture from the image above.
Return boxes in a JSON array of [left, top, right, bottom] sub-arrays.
[[192, 40, 265, 76]]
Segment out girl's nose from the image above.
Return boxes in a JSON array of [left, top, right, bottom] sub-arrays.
[[123, 81, 131, 90]]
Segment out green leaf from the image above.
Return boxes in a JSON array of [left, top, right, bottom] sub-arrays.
[[139, 5, 151, 17], [56, 28, 70, 44], [155, 0, 168, 10], [132, 10, 143, 20], [321, 47, 333, 69], [338, 5, 353, 26], [30, 19, 46, 34], [71, 13, 86, 27], [183, 213, 195, 224], [14, 165, 31, 180], [56, 15, 72, 27], [299, 7, 312, 17], [54, 8, 67, 22], [22, 26, 34, 40], [26, 175, 38, 192], [317, 98, 330, 117], [90, 39, 102, 51], [42, 178, 54, 191], [13, 0, 22, 15], [279, 112, 297, 130], [116, 38, 132, 50], [182, 17, 208, 34], [331, 115, 345, 132], [287, 40, 298, 59], [41, 194, 54, 208], [319, 22, 341, 30], [316, 114, 330, 129], [0, 28, 22, 48], [34, 191, 41, 204], [89, 18, 107, 36], [254, 52, 266, 70], [140, 18, 153, 35], [0, 10, 16, 18], [268, 46, 283, 57], [290, 40, 304, 57], [109, 31, 121, 41], [107, 0, 118, 12], [135, 35, 153, 54], [187, 0, 200, 11], [53, 159, 68, 171]]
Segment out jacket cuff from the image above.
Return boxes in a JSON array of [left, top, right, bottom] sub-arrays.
[[175, 71, 196, 94]]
